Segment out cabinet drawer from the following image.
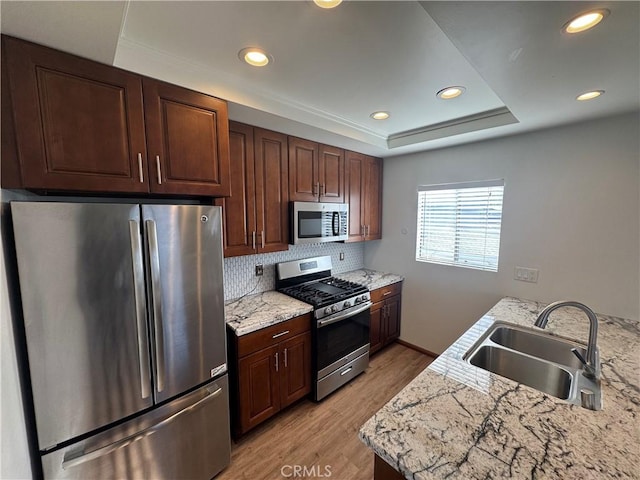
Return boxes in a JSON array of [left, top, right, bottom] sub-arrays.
[[370, 281, 403, 304], [237, 313, 311, 358]]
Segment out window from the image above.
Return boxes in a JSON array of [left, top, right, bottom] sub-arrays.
[[416, 179, 505, 272]]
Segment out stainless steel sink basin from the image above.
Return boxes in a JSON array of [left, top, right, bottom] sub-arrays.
[[489, 325, 585, 370], [464, 322, 602, 410], [467, 346, 573, 399]]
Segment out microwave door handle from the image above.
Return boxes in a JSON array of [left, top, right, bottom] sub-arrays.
[[146, 219, 166, 393], [332, 211, 339, 236], [317, 302, 371, 328]]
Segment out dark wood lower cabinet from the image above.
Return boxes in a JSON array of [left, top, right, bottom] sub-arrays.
[[369, 282, 402, 355], [374, 454, 404, 480], [229, 314, 311, 436], [238, 345, 281, 431]]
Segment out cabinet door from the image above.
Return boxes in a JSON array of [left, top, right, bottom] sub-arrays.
[[143, 79, 231, 196], [255, 128, 290, 254], [279, 332, 312, 408], [345, 150, 366, 242], [288, 136, 319, 202], [385, 295, 401, 344], [215, 122, 256, 257], [369, 302, 384, 354], [238, 345, 281, 433], [364, 156, 383, 240], [319, 145, 345, 203], [3, 36, 148, 193]]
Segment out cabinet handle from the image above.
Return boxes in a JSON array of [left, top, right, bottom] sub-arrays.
[[261, 230, 265, 249], [316, 182, 320, 198], [361, 225, 365, 236], [252, 231, 256, 250], [275, 352, 279, 372], [284, 348, 288, 368], [383, 291, 392, 296], [320, 184, 325, 196], [155, 155, 162, 185], [272, 330, 289, 339], [137, 153, 144, 183], [367, 225, 370, 237]]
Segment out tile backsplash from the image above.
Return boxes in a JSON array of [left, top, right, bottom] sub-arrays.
[[223, 242, 364, 301]]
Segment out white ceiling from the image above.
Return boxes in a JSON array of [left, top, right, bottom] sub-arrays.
[[1, 1, 638, 158]]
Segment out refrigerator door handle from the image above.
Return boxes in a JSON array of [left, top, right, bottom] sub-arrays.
[[61, 384, 223, 471], [129, 220, 151, 400], [146, 219, 166, 392]]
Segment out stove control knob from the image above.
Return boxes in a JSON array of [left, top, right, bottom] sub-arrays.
[[324, 307, 332, 315], [343, 301, 351, 308]]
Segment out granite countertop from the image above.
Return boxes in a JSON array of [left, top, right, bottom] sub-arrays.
[[225, 291, 313, 336], [335, 268, 404, 291], [226, 268, 403, 336], [359, 297, 640, 479]]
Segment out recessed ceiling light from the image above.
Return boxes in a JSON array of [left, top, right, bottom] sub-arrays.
[[313, 0, 342, 8], [370, 111, 390, 120], [436, 86, 465, 100], [238, 47, 272, 67], [576, 90, 605, 101], [563, 9, 609, 34]]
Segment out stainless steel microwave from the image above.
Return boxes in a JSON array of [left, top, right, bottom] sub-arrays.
[[290, 202, 349, 245]]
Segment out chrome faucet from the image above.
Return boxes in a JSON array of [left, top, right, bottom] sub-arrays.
[[534, 300, 599, 379]]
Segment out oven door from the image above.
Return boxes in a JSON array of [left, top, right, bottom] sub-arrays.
[[315, 303, 370, 378]]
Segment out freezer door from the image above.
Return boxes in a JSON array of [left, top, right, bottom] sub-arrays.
[[41, 376, 231, 480], [11, 202, 153, 450], [142, 205, 226, 402]]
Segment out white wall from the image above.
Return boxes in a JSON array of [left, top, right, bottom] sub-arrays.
[[365, 112, 640, 354]]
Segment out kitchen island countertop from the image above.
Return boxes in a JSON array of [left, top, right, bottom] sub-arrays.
[[359, 297, 640, 479]]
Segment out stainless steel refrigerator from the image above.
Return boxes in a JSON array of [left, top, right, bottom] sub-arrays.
[[10, 202, 231, 479]]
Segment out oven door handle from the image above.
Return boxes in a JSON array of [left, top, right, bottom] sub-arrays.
[[317, 302, 371, 328]]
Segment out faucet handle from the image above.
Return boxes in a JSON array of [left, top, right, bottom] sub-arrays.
[[571, 348, 597, 379]]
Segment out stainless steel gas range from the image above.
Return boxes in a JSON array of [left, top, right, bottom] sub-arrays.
[[277, 256, 371, 401]]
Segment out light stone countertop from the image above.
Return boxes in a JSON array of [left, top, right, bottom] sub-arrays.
[[225, 268, 403, 336], [225, 291, 313, 336], [359, 297, 640, 479], [335, 269, 404, 291]]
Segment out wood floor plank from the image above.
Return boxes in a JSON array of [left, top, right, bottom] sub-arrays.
[[217, 343, 434, 480]]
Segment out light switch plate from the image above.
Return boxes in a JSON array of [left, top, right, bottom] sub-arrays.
[[515, 266, 539, 283]]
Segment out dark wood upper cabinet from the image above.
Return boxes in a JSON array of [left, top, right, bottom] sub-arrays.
[[289, 136, 344, 203], [215, 122, 256, 257], [2, 35, 148, 193], [2, 35, 231, 197], [288, 136, 320, 202], [345, 150, 382, 241], [254, 128, 289, 253], [216, 122, 288, 257], [143, 79, 230, 196], [318, 144, 345, 202]]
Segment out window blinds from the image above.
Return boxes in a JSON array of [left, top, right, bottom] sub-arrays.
[[416, 180, 505, 272]]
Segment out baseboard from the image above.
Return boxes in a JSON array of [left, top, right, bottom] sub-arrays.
[[395, 339, 439, 359]]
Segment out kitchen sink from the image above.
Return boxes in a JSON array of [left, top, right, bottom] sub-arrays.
[[468, 345, 573, 399], [488, 325, 585, 369], [464, 322, 602, 410]]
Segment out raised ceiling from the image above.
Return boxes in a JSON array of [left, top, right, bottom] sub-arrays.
[[1, 1, 638, 157]]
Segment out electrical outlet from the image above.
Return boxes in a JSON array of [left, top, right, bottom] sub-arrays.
[[514, 266, 539, 283], [255, 264, 264, 276], [339, 252, 345, 261]]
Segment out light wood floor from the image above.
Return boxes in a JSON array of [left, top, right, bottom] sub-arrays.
[[218, 343, 434, 480]]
